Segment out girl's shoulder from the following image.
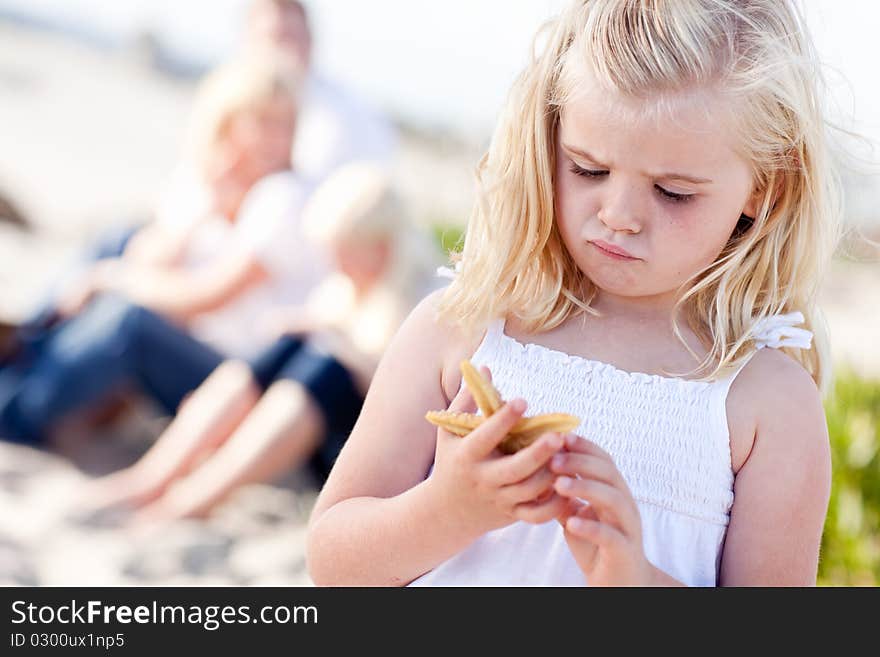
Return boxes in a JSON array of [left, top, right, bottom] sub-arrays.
[[726, 347, 826, 473], [396, 288, 488, 405]]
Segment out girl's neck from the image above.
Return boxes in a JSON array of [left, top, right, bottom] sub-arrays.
[[590, 289, 680, 324]]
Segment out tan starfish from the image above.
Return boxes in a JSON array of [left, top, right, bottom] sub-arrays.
[[425, 360, 580, 454]]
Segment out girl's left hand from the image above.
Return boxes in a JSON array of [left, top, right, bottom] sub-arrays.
[[551, 434, 653, 586]]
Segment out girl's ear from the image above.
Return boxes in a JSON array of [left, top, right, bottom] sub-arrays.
[[742, 169, 786, 221], [741, 188, 762, 221]]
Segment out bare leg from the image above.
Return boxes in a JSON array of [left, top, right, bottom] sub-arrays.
[[78, 360, 261, 511], [136, 379, 324, 521]]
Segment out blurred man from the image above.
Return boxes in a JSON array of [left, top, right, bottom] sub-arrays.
[[246, 0, 397, 184]]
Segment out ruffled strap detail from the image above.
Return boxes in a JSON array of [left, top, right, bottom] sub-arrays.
[[436, 261, 462, 280], [751, 312, 812, 351]]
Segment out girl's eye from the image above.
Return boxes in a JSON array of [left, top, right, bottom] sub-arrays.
[[569, 163, 608, 178], [655, 185, 695, 203], [568, 161, 695, 204]]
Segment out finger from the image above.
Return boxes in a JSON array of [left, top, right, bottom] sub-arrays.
[[462, 398, 527, 459], [550, 452, 628, 491], [555, 495, 598, 524], [565, 516, 626, 552], [498, 463, 557, 506], [563, 434, 612, 461], [575, 504, 599, 519], [486, 432, 564, 485], [559, 435, 634, 497], [555, 496, 584, 525], [553, 476, 637, 533], [513, 493, 570, 525]]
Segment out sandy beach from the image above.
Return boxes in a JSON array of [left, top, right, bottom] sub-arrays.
[[0, 22, 878, 586]]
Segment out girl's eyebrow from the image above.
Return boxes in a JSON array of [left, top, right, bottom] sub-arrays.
[[561, 143, 714, 185]]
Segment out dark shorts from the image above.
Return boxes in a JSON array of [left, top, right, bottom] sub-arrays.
[[248, 335, 364, 483]]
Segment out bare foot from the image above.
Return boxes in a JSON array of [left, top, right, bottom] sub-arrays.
[[130, 484, 215, 529], [76, 467, 168, 515]]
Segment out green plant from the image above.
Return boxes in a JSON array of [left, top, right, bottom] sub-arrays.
[[819, 370, 880, 585], [430, 223, 465, 256]]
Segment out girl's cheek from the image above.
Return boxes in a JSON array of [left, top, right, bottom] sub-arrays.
[[559, 183, 600, 220], [656, 202, 697, 228], [654, 208, 710, 253]]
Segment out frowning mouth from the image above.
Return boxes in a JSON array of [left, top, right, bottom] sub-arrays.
[[589, 240, 639, 261]]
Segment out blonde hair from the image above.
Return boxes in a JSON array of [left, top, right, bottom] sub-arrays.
[[439, 0, 842, 392], [186, 54, 302, 175], [302, 163, 442, 300]]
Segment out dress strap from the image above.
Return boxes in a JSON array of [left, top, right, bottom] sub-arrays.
[[711, 311, 812, 452], [436, 261, 463, 280], [750, 311, 812, 351]]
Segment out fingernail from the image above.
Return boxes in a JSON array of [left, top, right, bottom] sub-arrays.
[[556, 476, 573, 490], [568, 517, 586, 532], [546, 433, 563, 449], [509, 398, 526, 413], [551, 454, 565, 469], [565, 434, 578, 447]]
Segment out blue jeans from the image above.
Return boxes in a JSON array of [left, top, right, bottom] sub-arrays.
[[249, 335, 365, 483], [0, 295, 224, 445]]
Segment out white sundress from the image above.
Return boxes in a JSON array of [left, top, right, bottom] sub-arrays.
[[409, 312, 812, 586]]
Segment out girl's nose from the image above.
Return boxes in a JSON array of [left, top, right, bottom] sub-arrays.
[[597, 182, 644, 234]]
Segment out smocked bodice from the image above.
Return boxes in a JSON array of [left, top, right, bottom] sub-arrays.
[[410, 311, 812, 586]]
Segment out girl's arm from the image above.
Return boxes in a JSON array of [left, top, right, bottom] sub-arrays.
[[718, 348, 831, 586], [306, 291, 567, 586], [306, 291, 477, 586]]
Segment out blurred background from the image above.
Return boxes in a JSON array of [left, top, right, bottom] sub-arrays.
[[0, 0, 877, 586]]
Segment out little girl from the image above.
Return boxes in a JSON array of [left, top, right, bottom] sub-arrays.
[[306, 0, 841, 586]]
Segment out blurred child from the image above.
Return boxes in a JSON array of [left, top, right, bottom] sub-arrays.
[[81, 163, 440, 521]]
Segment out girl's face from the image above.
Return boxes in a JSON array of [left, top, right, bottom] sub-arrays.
[[554, 83, 761, 311]]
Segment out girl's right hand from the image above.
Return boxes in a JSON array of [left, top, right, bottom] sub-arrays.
[[425, 369, 569, 539]]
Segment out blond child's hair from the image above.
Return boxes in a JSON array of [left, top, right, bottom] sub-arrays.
[[302, 163, 441, 302], [439, 0, 842, 392], [185, 54, 303, 176]]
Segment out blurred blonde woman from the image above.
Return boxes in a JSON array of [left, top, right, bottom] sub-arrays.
[[82, 163, 441, 521], [0, 54, 327, 446]]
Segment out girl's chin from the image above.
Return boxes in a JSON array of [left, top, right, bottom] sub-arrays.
[[580, 273, 672, 301], [578, 264, 642, 292]]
